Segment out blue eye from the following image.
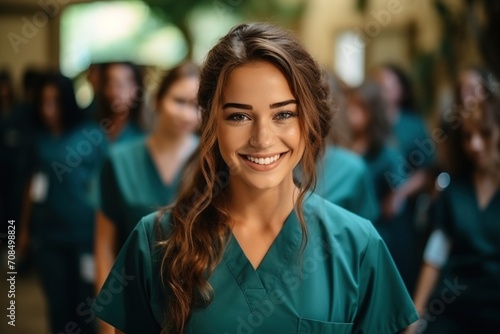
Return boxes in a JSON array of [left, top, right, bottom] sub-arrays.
[[227, 113, 250, 122], [274, 111, 297, 121]]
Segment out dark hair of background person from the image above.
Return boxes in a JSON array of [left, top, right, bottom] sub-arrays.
[[156, 22, 332, 334], [0, 70, 15, 112], [445, 97, 500, 177], [348, 80, 391, 157], [380, 63, 415, 111], [99, 61, 143, 124], [155, 61, 200, 106], [22, 68, 44, 103], [33, 72, 86, 132]]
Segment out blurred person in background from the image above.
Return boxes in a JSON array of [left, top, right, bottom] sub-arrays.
[[411, 97, 500, 333], [345, 81, 400, 235], [374, 64, 436, 293], [0, 69, 40, 228], [303, 72, 379, 222], [410, 67, 500, 333], [18, 73, 104, 334], [94, 62, 200, 334], [98, 61, 144, 144]]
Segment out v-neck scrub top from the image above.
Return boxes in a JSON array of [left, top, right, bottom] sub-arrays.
[[93, 193, 418, 333], [100, 137, 191, 248], [429, 175, 500, 326]]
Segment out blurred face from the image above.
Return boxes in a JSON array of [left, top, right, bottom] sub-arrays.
[[375, 68, 402, 109], [158, 77, 200, 136], [462, 113, 500, 172], [40, 84, 60, 129], [104, 64, 138, 115], [217, 61, 305, 191], [347, 95, 370, 135], [458, 70, 487, 107]]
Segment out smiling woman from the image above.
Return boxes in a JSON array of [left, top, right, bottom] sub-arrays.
[[93, 23, 418, 334]]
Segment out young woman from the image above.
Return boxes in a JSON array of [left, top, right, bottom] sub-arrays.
[[410, 69, 500, 334], [18, 73, 104, 334], [94, 62, 200, 297], [345, 81, 400, 226], [93, 23, 418, 334]]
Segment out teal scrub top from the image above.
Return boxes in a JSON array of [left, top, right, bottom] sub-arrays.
[[431, 175, 500, 320], [87, 122, 144, 208], [29, 122, 106, 246], [93, 193, 418, 333], [363, 146, 400, 200], [315, 146, 379, 222], [100, 137, 195, 247], [389, 111, 435, 187]]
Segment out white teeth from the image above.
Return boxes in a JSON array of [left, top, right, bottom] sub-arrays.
[[246, 154, 281, 165]]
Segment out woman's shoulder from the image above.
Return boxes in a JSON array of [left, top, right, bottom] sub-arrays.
[[304, 192, 376, 245], [133, 210, 173, 246]]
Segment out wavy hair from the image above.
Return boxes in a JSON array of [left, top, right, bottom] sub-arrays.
[[156, 23, 332, 333]]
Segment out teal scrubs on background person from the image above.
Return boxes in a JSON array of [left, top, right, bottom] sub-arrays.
[[363, 146, 399, 242], [387, 111, 436, 293], [29, 122, 105, 334], [315, 145, 379, 222], [99, 136, 196, 247], [424, 175, 500, 333], [93, 193, 418, 333]]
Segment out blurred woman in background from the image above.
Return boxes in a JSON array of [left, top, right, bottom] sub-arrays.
[[309, 72, 379, 222], [374, 64, 436, 293], [94, 62, 200, 334], [411, 96, 500, 333], [98, 61, 144, 144], [345, 81, 400, 233], [18, 73, 104, 334]]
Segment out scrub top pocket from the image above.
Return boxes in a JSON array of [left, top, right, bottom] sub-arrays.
[[297, 317, 353, 334]]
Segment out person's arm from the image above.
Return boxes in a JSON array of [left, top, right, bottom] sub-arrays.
[[383, 169, 428, 217], [95, 211, 118, 334], [95, 211, 118, 291], [115, 329, 125, 334]]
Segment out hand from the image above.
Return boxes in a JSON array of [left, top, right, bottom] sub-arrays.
[[382, 191, 406, 218]]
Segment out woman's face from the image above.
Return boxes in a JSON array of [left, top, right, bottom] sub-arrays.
[[158, 77, 200, 136], [104, 64, 138, 114], [40, 84, 60, 129], [458, 70, 486, 107], [376, 69, 402, 109], [217, 61, 305, 191], [347, 95, 370, 135], [462, 113, 500, 172]]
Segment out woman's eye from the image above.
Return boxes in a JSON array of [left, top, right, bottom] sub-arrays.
[[227, 113, 249, 122], [274, 111, 297, 121]]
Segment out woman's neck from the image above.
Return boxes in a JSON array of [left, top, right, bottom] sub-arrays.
[[149, 126, 191, 152], [227, 177, 298, 231], [107, 115, 129, 141], [350, 132, 369, 155]]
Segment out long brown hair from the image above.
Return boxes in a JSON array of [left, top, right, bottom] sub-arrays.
[[157, 22, 332, 333]]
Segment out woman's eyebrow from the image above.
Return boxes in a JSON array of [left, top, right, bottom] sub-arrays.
[[269, 99, 297, 109], [222, 99, 297, 110]]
